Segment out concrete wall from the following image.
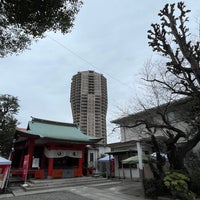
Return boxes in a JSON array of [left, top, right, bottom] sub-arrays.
[[98, 146, 111, 157]]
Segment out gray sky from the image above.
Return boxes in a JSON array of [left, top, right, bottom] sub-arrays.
[[1, 1, 200, 143]]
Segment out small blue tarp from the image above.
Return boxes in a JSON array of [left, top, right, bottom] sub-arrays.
[[98, 155, 113, 162]]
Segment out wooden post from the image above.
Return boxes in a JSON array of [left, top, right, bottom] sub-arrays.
[[129, 164, 132, 180], [80, 147, 85, 176], [48, 158, 54, 178], [41, 151, 45, 169]]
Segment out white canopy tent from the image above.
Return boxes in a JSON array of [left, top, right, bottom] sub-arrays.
[[98, 155, 114, 162], [98, 155, 114, 177], [0, 156, 11, 190], [0, 157, 11, 165]]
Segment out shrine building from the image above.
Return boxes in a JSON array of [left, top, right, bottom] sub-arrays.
[[10, 117, 101, 179]]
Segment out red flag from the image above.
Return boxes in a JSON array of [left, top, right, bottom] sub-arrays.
[[22, 155, 29, 181]]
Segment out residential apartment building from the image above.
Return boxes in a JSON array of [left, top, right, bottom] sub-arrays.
[[70, 71, 108, 144]]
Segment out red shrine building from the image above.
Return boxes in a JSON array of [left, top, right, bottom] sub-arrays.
[[10, 117, 101, 179]]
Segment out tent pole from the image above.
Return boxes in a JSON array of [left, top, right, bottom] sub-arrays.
[[122, 164, 125, 179], [109, 154, 111, 179], [129, 164, 132, 180], [118, 155, 120, 179], [4, 166, 11, 192]]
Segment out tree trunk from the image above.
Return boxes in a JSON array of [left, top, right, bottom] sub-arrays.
[[166, 132, 200, 172], [168, 150, 185, 170], [150, 135, 166, 179]]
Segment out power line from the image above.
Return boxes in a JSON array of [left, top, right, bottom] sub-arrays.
[[48, 36, 130, 87]]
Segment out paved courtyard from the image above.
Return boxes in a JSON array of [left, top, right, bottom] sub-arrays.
[[0, 180, 145, 200], [0, 177, 145, 200], [3, 190, 91, 200]]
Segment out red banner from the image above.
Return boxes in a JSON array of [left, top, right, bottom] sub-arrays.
[[22, 155, 29, 181]]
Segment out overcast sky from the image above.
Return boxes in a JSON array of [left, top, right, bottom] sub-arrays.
[[1, 1, 200, 143]]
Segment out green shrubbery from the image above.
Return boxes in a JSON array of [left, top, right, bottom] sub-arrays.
[[144, 170, 200, 200], [164, 171, 195, 200]]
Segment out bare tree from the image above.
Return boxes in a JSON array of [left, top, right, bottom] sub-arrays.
[[146, 1, 200, 170], [147, 2, 200, 99], [148, 1, 200, 170], [114, 2, 200, 174]]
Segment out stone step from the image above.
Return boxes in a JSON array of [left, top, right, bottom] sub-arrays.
[[26, 180, 121, 192], [10, 178, 144, 200], [29, 176, 95, 185], [23, 177, 114, 192], [29, 176, 106, 187]]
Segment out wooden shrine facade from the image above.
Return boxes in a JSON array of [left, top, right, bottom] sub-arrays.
[[10, 117, 101, 179]]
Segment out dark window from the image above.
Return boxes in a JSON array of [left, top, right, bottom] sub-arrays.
[[54, 156, 79, 168], [90, 153, 94, 162]]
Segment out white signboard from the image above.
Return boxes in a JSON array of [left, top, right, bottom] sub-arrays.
[[44, 148, 82, 158], [32, 158, 39, 168]]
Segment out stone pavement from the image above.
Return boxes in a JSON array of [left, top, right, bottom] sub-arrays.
[[0, 190, 91, 200], [0, 177, 146, 200]]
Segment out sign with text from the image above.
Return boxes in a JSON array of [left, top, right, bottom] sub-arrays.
[[44, 148, 82, 158], [32, 158, 39, 168]]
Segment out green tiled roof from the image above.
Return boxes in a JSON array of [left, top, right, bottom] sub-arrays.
[[18, 118, 101, 144]]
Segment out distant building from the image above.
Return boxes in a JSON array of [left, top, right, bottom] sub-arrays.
[[70, 71, 108, 144]]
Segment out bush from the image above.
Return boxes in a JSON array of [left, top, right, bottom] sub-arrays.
[[190, 168, 200, 195], [164, 171, 195, 200], [143, 178, 166, 198], [143, 178, 157, 198]]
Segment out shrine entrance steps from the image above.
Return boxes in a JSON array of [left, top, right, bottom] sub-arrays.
[[10, 176, 122, 195], [9, 176, 144, 200], [28, 176, 119, 191]]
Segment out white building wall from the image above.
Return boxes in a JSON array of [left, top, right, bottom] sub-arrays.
[[98, 146, 111, 157], [120, 109, 192, 144]]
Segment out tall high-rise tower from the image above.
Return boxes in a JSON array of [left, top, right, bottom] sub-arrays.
[[70, 71, 108, 144]]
